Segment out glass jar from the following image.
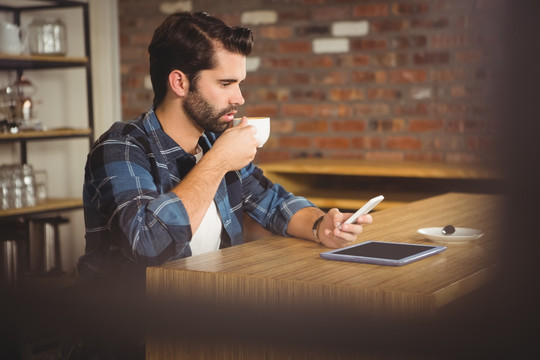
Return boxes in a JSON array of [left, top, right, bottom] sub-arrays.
[[28, 18, 67, 56]]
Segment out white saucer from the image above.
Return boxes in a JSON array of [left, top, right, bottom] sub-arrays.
[[417, 227, 484, 244]]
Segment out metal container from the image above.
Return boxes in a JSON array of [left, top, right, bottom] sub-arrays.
[[29, 217, 68, 274], [0, 221, 26, 287], [1, 239, 24, 286]]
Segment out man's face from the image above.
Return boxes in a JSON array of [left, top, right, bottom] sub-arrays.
[[183, 48, 246, 133]]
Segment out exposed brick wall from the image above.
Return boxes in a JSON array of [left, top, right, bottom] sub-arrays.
[[118, 0, 503, 165]]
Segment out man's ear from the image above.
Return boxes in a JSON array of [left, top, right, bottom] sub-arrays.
[[169, 70, 189, 97]]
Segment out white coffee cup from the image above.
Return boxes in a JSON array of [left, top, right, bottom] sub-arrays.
[[232, 117, 270, 148]]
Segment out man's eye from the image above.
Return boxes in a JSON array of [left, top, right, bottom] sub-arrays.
[[220, 82, 231, 87]]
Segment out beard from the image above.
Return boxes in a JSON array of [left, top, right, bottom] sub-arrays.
[[183, 87, 236, 133]]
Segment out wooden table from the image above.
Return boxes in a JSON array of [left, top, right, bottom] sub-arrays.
[[146, 193, 503, 359]]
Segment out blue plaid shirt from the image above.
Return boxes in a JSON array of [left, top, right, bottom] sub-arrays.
[[78, 109, 314, 283]]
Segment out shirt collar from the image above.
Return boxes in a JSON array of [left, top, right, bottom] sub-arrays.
[[142, 108, 195, 165]]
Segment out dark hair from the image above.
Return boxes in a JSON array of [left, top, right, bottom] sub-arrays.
[[148, 12, 254, 109]]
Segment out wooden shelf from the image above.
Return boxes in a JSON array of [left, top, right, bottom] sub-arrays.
[[0, 198, 83, 219], [259, 159, 503, 211], [0, 127, 92, 141], [0, 54, 88, 69], [260, 159, 502, 180]]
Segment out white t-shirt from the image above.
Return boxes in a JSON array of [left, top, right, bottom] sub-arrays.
[[189, 145, 223, 256]]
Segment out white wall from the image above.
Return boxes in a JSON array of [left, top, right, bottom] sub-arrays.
[[0, 0, 121, 274]]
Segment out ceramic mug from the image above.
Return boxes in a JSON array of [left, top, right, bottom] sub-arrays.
[[232, 117, 270, 148], [0, 19, 23, 54]]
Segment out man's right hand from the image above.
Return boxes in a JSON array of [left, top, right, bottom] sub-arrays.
[[209, 116, 259, 172]]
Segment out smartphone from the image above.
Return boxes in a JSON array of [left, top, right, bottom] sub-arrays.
[[339, 195, 384, 229]]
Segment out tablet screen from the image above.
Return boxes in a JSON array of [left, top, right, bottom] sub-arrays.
[[333, 242, 436, 260], [320, 241, 446, 266]]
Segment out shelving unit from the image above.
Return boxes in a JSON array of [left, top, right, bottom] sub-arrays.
[[0, 0, 93, 216]]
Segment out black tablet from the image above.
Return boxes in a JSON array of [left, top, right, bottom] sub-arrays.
[[320, 241, 446, 266]]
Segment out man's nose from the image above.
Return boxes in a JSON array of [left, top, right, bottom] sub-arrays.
[[230, 87, 245, 106]]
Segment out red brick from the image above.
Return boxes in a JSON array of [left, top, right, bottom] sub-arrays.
[[299, 56, 335, 68], [317, 104, 354, 117], [331, 120, 366, 132], [370, 20, 408, 33], [431, 34, 471, 48], [350, 38, 388, 51], [353, 4, 389, 17], [278, 73, 311, 85], [270, 119, 294, 134], [282, 104, 317, 117], [253, 89, 290, 102], [413, 52, 450, 65], [411, 17, 449, 29], [312, 6, 352, 21], [243, 105, 279, 117], [279, 136, 311, 149], [365, 152, 404, 161], [259, 26, 294, 39], [391, 35, 427, 49], [337, 55, 370, 67], [394, 103, 429, 116], [314, 137, 350, 149], [385, 137, 422, 150], [351, 71, 387, 83], [279, 41, 312, 54], [352, 136, 383, 149], [329, 88, 365, 101], [433, 103, 467, 116], [245, 74, 276, 86], [392, 2, 430, 15], [367, 88, 402, 100], [296, 25, 331, 37], [432, 68, 467, 82], [389, 69, 427, 83], [409, 119, 445, 132], [319, 72, 346, 85], [263, 57, 297, 69], [296, 120, 328, 132], [368, 118, 405, 132], [278, 10, 310, 22], [355, 103, 391, 116], [375, 53, 408, 67], [292, 89, 327, 101]]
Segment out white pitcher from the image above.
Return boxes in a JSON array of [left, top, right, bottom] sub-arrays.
[[0, 19, 23, 54]]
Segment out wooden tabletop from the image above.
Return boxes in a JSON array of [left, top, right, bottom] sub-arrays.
[[147, 193, 503, 320]]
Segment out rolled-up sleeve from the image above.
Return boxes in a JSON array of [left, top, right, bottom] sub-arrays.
[[240, 163, 315, 236]]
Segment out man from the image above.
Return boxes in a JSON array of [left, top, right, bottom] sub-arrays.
[[78, 11, 373, 292]]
